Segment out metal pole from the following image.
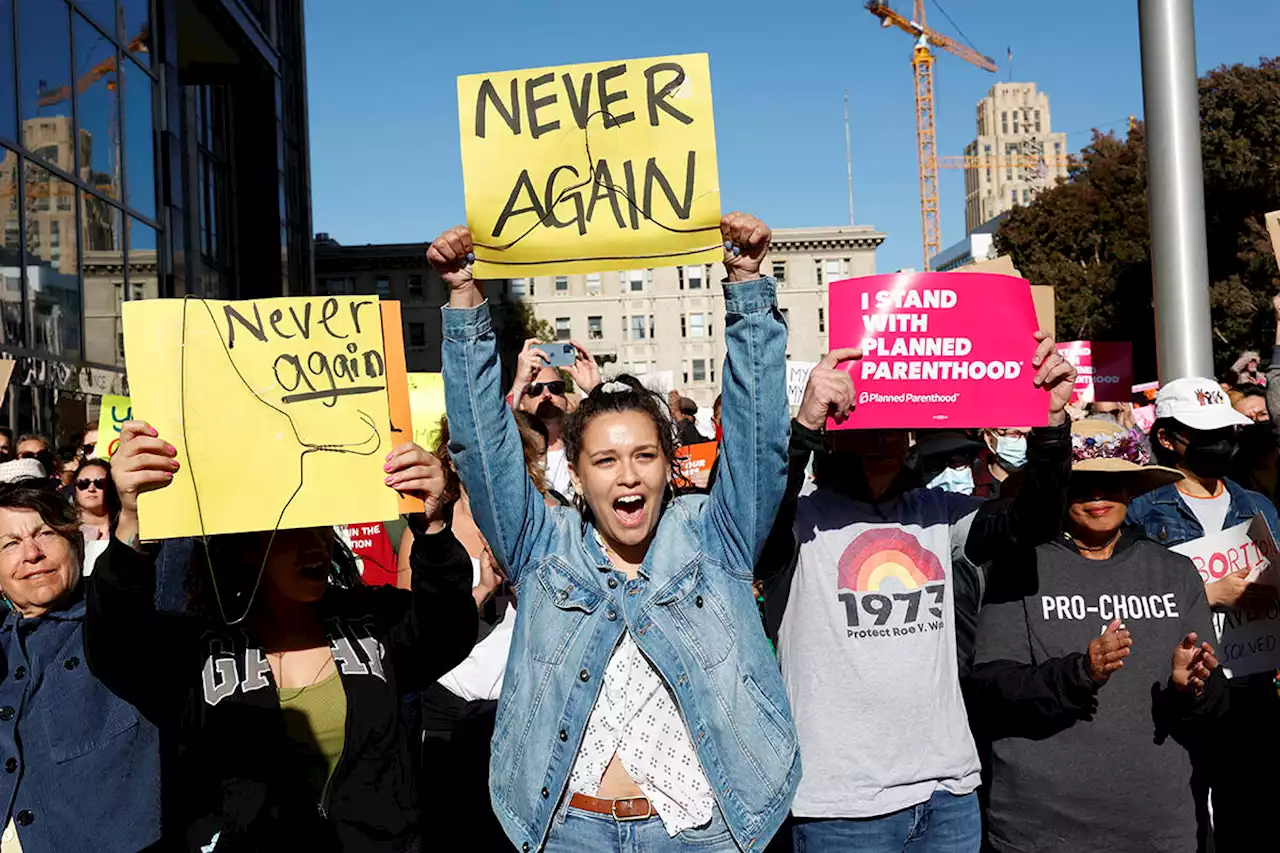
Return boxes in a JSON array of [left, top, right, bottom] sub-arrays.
[[844, 89, 855, 225], [1138, 0, 1215, 382]]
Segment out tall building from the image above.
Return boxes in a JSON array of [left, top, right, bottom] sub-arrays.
[[962, 82, 1068, 234], [313, 225, 887, 408], [1, 0, 313, 450], [515, 225, 886, 407]]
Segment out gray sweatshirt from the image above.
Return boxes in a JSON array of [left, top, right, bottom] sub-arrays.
[[970, 532, 1226, 853]]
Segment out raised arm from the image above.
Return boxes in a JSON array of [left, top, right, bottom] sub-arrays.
[[702, 214, 789, 573], [430, 228, 553, 584]]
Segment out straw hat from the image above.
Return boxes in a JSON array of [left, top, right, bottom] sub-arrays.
[[1070, 419, 1182, 497]]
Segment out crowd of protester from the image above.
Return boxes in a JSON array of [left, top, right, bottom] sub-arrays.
[[0, 216, 1275, 852]]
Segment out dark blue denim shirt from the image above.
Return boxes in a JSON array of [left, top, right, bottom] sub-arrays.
[[0, 589, 161, 853], [1128, 479, 1280, 547]]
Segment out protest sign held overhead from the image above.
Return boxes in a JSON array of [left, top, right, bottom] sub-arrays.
[[1171, 513, 1280, 678], [380, 302, 423, 514], [827, 272, 1047, 429], [1056, 341, 1134, 404], [123, 296, 400, 539], [95, 394, 131, 460], [457, 53, 722, 278]]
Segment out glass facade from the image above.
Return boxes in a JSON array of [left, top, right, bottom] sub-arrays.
[[0, 0, 312, 460]]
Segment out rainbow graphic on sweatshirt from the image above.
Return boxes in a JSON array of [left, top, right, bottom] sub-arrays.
[[836, 529, 946, 593]]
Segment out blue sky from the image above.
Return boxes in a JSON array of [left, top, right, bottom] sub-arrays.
[[304, 0, 1280, 274]]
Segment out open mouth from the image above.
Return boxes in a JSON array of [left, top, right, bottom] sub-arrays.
[[298, 562, 328, 582], [612, 494, 646, 528]]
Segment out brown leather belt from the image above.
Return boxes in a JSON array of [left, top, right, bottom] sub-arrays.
[[568, 793, 655, 822]]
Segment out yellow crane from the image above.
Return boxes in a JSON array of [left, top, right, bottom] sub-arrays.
[[866, 1, 995, 269]]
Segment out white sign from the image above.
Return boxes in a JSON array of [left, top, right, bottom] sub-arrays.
[[786, 360, 816, 408], [1171, 514, 1280, 678]]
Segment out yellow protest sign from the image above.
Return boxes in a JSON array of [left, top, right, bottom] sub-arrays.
[[95, 394, 131, 459], [122, 296, 399, 540], [457, 53, 721, 278], [407, 373, 446, 450]]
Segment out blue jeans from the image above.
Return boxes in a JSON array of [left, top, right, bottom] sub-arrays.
[[543, 804, 739, 852], [793, 791, 980, 853]]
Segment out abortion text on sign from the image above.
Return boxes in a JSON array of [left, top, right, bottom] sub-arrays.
[[123, 296, 399, 539], [457, 54, 721, 277], [1171, 513, 1280, 678], [826, 272, 1047, 429]]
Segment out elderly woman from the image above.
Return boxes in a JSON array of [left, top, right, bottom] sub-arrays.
[[0, 481, 160, 852], [968, 420, 1227, 853]]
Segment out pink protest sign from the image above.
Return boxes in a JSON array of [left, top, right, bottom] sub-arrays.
[[1056, 341, 1134, 404], [828, 272, 1047, 430]]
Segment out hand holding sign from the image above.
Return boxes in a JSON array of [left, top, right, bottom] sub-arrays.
[[428, 226, 477, 293], [1086, 619, 1132, 685], [383, 443, 446, 519], [798, 349, 862, 430], [721, 212, 770, 283], [1171, 633, 1218, 696], [1205, 567, 1277, 616], [1031, 331, 1077, 426], [111, 420, 180, 548]]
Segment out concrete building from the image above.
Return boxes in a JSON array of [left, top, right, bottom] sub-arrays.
[[962, 83, 1068, 233], [929, 214, 1004, 272], [514, 225, 886, 406]]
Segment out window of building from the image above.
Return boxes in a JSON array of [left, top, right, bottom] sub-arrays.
[[1012, 113, 1019, 133], [1001, 111, 1008, 134], [409, 322, 426, 347], [1035, 110, 1042, 132], [692, 359, 707, 383], [408, 274, 423, 297], [1005, 143, 1017, 180], [631, 361, 650, 375], [629, 315, 647, 340], [772, 260, 786, 284], [586, 272, 601, 294], [690, 313, 705, 338], [588, 315, 602, 340], [1011, 189, 1018, 205], [554, 275, 569, 294], [686, 266, 703, 290], [509, 278, 527, 296], [825, 259, 843, 281], [627, 270, 646, 292], [815, 260, 823, 287], [555, 317, 570, 340], [1022, 188, 1029, 204], [1054, 141, 1062, 154], [818, 307, 825, 333], [375, 275, 391, 298]]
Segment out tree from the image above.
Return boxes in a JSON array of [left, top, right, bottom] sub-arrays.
[[995, 57, 1280, 381], [489, 293, 555, 390]]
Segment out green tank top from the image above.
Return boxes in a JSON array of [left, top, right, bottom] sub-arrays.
[[278, 672, 348, 800]]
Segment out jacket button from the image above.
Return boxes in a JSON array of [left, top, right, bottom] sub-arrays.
[[14, 810, 31, 827], [522, 845, 530, 852], [0, 708, 14, 722], [12, 667, 24, 681], [541, 787, 549, 798], [3, 758, 15, 773], [607, 577, 618, 589], [695, 595, 704, 608], [558, 730, 568, 742], [64, 657, 80, 670], [606, 609, 617, 621], [579, 669, 590, 682]]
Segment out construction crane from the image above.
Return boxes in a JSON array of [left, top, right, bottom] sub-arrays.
[[866, 1, 995, 269]]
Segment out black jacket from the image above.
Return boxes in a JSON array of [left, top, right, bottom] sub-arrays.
[[84, 527, 477, 853]]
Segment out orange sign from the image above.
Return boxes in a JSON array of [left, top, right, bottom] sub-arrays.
[[674, 441, 718, 480], [380, 302, 422, 515]]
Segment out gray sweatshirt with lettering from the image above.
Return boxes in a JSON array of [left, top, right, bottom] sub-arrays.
[[969, 531, 1226, 853]]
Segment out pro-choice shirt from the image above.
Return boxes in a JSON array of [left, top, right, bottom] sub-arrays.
[[779, 487, 985, 818]]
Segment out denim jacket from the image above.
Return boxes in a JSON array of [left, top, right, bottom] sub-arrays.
[[442, 277, 798, 853], [1127, 479, 1280, 547]]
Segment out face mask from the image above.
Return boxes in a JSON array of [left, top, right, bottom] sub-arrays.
[[928, 466, 975, 495], [1091, 412, 1119, 425], [1183, 436, 1236, 480], [995, 435, 1028, 470]]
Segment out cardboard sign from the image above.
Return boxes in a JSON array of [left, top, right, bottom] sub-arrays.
[[95, 394, 132, 459], [380, 303, 422, 514], [457, 53, 721, 278], [407, 373, 446, 451], [1056, 341, 1134, 404], [123, 297, 399, 539], [1266, 209, 1279, 258], [0, 359, 14, 407], [1171, 514, 1280, 678], [827, 272, 1048, 429], [786, 361, 816, 408], [1132, 404, 1156, 434], [675, 441, 717, 479]]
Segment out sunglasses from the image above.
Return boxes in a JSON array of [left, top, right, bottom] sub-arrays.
[[17, 451, 42, 460], [528, 380, 566, 397], [81, 443, 96, 457], [75, 478, 107, 491]]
